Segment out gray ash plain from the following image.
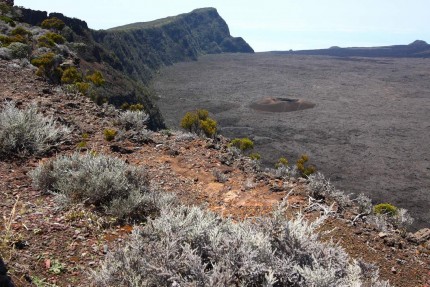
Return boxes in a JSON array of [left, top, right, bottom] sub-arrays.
[[152, 53, 430, 230]]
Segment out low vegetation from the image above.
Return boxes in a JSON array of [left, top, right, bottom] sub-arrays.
[[10, 26, 31, 38], [7, 42, 30, 58], [230, 137, 254, 152], [249, 152, 261, 160], [40, 17, 65, 30], [0, 101, 69, 157], [373, 203, 398, 217], [180, 109, 217, 137], [0, 15, 15, 27], [31, 52, 63, 83], [120, 102, 145, 111], [273, 154, 316, 178], [296, 153, 316, 177], [0, 34, 26, 46], [275, 157, 289, 168], [30, 152, 160, 221], [60, 66, 82, 84], [92, 200, 391, 286], [37, 32, 66, 48], [86, 70, 105, 86], [117, 110, 149, 131], [103, 128, 117, 141], [307, 173, 414, 232]]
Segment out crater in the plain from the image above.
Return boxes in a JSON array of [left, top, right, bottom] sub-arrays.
[[250, 97, 315, 112]]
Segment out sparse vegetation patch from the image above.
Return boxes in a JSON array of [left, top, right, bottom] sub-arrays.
[[37, 32, 65, 47], [40, 17, 65, 31], [31, 52, 63, 83], [103, 128, 117, 141], [117, 110, 149, 131], [373, 203, 398, 217], [30, 152, 156, 221], [0, 101, 69, 157], [92, 202, 390, 286], [180, 109, 217, 137], [230, 137, 254, 152]]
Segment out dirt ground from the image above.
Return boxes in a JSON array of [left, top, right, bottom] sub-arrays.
[[152, 53, 430, 230]]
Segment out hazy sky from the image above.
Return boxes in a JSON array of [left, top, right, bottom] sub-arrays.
[[15, 0, 430, 52]]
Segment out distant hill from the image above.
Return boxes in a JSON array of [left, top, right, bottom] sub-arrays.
[[92, 8, 254, 84], [273, 40, 430, 58]]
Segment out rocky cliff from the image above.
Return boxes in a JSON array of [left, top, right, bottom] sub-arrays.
[[92, 8, 254, 84], [14, 7, 253, 129]]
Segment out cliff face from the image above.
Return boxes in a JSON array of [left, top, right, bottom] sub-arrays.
[[92, 8, 254, 84]]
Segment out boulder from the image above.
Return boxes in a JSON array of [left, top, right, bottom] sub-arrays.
[[408, 228, 430, 244], [0, 257, 14, 287]]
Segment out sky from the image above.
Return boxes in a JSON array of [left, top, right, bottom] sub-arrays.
[[14, 0, 430, 52]]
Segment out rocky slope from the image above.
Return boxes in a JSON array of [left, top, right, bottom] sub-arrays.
[[1, 58, 430, 286], [1, 2, 430, 286]]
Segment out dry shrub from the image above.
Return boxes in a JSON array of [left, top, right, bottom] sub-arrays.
[[0, 101, 69, 157], [30, 152, 161, 221], [92, 201, 391, 286]]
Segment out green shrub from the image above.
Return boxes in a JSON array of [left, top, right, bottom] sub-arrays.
[[37, 35, 55, 48], [196, 109, 209, 120], [296, 154, 316, 177], [75, 82, 90, 95], [31, 52, 63, 83], [10, 27, 31, 37], [30, 152, 155, 221], [128, 103, 144, 111], [31, 52, 56, 68], [373, 203, 398, 217], [230, 137, 254, 152], [104, 128, 117, 141], [0, 34, 26, 46], [37, 32, 65, 47], [0, 15, 15, 27], [8, 42, 29, 58], [199, 118, 217, 137], [76, 141, 87, 149], [76, 133, 89, 149], [120, 102, 130, 110], [86, 70, 105, 86], [180, 109, 217, 137], [275, 157, 289, 168], [180, 111, 199, 132], [61, 67, 82, 84], [0, 101, 69, 157], [41, 17, 65, 30], [120, 103, 145, 111], [249, 152, 261, 160]]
